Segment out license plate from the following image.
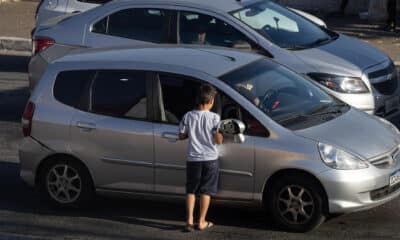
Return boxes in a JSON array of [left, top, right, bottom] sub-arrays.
[[385, 97, 399, 113], [390, 170, 400, 187]]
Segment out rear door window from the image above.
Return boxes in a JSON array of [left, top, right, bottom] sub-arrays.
[[179, 11, 254, 50], [91, 70, 149, 120], [54, 70, 95, 109], [92, 8, 171, 43]]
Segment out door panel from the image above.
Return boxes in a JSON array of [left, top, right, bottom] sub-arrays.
[[153, 73, 255, 200], [70, 112, 154, 191]]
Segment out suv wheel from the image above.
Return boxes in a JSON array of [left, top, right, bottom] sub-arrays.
[[266, 175, 326, 232], [39, 158, 94, 207]]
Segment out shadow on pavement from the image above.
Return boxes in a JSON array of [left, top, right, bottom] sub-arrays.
[[0, 162, 275, 239], [0, 87, 29, 122], [325, 16, 400, 41], [0, 54, 30, 73]]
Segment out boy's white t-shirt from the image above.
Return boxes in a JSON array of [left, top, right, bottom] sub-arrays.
[[179, 110, 220, 162]]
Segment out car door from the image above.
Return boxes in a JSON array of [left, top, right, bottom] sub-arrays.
[[69, 70, 155, 192], [85, 8, 173, 47], [152, 73, 259, 200]]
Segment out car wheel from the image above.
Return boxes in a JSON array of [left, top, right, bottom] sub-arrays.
[[39, 157, 94, 208], [266, 175, 326, 232]]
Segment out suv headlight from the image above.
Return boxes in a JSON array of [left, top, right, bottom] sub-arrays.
[[318, 143, 369, 170], [308, 73, 369, 94]]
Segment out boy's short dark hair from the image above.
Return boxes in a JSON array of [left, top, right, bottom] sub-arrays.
[[197, 84, 217, 105]]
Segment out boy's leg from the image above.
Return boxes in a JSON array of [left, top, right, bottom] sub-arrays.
[[186, 194, 196, 225], [186, 161, 202, 226], [198, 194, 211, 228], [198, 160, 219, 229]]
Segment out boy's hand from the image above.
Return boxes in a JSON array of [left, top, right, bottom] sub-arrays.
[[179, 133, 188, 140], [214, 131, 223, 145]]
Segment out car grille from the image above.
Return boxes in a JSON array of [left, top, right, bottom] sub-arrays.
[[369, 63, 398, 95], [369, 147, 400, 168], [370, 183, 400, 200]]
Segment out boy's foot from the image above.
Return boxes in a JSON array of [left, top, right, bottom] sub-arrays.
[[183, 224, 195, 233], [198, 221, 214, 231]]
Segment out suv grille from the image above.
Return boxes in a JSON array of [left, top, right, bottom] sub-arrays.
[[369, 63, 398, 95], [369, 147, 400, 168]]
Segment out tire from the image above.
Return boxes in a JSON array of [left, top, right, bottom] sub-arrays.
[[38, 157, 94, 208], [265, 175, 326, 232]]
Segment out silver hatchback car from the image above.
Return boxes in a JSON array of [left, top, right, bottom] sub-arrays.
[[30, 0, 400, 122], [20, 46, 400, 232]]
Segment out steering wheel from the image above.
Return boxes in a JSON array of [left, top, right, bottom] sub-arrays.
[[260, 89, 279, 113]]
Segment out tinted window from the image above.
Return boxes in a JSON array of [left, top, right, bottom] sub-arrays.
[[220, 59, 344, 130], [93, 8, 170, 43], [158, 74, 200, 124], [179, 11, 253, 50], [54, 71, 94, 109], [91, 71, 148, 119]]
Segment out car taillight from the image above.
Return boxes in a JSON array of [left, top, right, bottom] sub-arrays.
[[22, 102, 35, 137], [32, 37, 54, 55]]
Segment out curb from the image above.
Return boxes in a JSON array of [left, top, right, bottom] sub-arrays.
[[0, 37, 31, 52]]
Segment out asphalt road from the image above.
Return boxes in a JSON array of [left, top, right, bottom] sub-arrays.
[[1, 51, 400, 240]]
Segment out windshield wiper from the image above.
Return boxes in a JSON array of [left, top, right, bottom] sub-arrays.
[[286, 45, 309, 50], [307, 37, 331, 47], [310, 103, 348, 116], [277, 113, 310, 124]]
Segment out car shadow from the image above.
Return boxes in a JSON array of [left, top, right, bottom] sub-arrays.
[[0, 54, 30, 73], [0, 162, 278, 236]]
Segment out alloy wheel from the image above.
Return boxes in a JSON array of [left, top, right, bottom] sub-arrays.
[[277, 185, 315, 225], [46, 164, 82, 204]]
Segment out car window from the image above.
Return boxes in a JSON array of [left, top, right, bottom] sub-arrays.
[[54, 70, 95, 110], [157, 73, 268, 136], [220, 59, 343, 130], [158, 74, 201, 124], [91, 71, 148, 120], [92, 8, 170, 43], [232, 1, 336, 49], [179, 11, 254, 50]]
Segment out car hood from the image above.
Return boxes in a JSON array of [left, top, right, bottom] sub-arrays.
[[294, 109, 399, 160], [292, 34, 389, 77]]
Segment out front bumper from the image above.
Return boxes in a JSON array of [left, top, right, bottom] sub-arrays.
[[318, 160, 400, 213], [19, 137, 52, 186]]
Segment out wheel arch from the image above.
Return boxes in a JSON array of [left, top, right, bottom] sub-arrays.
[[35, 153, 95, 188], [261, 168, 329, 214]]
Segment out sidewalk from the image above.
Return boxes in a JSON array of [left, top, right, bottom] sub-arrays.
[[0, 1, 400, 63], [0, 0, 37, 51]]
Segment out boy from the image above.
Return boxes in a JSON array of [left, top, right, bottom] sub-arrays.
[[179, 84, 223, 232]]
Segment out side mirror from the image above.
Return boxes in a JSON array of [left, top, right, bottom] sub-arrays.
[[218, 119, 246, 143]]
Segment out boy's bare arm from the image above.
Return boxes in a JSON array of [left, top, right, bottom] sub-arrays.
[[179, 133, 188, 140], [214, 131, 223, 144]]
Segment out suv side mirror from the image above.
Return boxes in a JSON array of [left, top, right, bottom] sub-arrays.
[[218, 119, 246, 143]]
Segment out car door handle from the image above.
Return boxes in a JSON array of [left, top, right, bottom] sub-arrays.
[[76, 121, 96, 132], [162, 132, 179, 142]]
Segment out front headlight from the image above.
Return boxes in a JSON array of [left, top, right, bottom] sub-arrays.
[[376, 116, 400, 134], [308, 73, 369, 94], [318, 143, 369, 170]]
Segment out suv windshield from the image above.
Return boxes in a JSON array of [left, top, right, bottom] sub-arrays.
[[220, 59, 348, 129], [231, 0, 336, 49]]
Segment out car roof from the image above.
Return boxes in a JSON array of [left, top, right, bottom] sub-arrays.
[[110, 0, 262, 13], [54, 45, 263, 77]]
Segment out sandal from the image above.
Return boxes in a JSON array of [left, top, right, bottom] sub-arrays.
[[198, 221, 214, 231], [183, 224, 195, 233]]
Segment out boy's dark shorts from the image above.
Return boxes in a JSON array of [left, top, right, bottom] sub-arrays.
[[186, 160, 219, 196]]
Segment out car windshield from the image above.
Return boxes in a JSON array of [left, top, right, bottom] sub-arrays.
[[220, 59, 345, 128], [231, 0, 335, 49]]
